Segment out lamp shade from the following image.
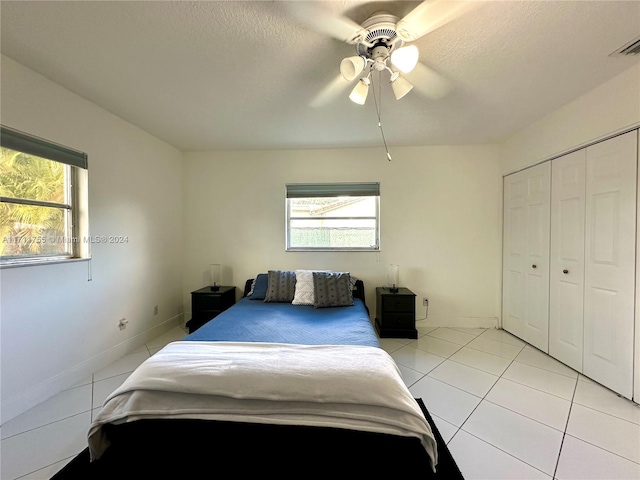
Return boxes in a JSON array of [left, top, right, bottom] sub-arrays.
[[390, 45, 419, 73], [349, 77, 370, 105], [388, 264, 399, 291], [210, 264, 221, 286], [390, 73, 413, 100], [340, 56, 366, 81]]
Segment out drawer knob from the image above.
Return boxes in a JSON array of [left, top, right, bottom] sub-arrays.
[[532, 264, 537, 269], [563, 269, 569, 274]]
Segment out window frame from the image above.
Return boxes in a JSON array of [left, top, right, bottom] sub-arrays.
[[1, 126, 89, 267], [285, 182, 380, 252]]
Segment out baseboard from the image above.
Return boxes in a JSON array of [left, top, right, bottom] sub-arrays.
[[1, 313, 183, 425], [416, 316, 499, 329]]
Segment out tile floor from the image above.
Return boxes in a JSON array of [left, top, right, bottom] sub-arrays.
[[1, 324, 639, 479]]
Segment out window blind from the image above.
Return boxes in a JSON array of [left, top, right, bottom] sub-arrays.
[[1, 126, 88, 169], [286, 182, 380, 198]]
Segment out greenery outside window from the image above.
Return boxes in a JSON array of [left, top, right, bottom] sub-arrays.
[[1, 126, 89, 266], [286, 182, 380, 251]]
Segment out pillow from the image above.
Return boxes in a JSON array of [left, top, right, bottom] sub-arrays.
[[292, 269, 330, 305], [312, 272, 354, 308], [264, 270, 297, 303], [248, 273, 269, 300]]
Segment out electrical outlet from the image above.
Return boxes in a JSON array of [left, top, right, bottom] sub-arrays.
[[153, 305, 158, 316], [423, 297, 429, 306], [118, 318, 128, 330]]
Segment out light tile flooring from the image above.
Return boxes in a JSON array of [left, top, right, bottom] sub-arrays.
[[1, 324, 639, 479], [386, 325, 640, 480]]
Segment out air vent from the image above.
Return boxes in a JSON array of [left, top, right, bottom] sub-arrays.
[[610, 35, 640, 57]]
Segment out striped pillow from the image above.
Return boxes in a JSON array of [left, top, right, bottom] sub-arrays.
[[264, 270, 297, 303], [292, 269, 330, 305], [312, 272, 353, 308]]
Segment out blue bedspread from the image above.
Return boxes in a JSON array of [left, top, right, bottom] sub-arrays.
[[185, 297, 380, 348]]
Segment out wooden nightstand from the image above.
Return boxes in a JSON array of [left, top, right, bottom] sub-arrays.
[[186, 286, 236, 333], [374, 287, 417, 339]]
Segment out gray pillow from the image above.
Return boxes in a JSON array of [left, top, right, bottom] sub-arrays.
[[264, 270, 297, 303], [312, 272, 354, 308]]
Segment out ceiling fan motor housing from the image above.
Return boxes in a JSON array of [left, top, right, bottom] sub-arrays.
[[355, 12, 404, 60]]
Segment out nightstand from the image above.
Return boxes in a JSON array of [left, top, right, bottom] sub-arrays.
[[186, 286, 236, 333], [374, 287, 417, 339]]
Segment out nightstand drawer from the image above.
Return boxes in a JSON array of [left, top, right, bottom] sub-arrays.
[[193, 294, 223, 311], [192, 309, 221, 322], [381, 295, 414, 313], [383, 313, 415, 329]]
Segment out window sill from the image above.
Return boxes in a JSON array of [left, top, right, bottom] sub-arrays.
[[0, 256, 91, 269], [286, 248, 380, 252]]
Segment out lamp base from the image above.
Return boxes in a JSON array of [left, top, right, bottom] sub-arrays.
[[211, 285, 220, 292], [388, 287, 399, 293]]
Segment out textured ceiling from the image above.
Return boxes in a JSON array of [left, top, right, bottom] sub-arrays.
[[1, 1, 639, 152]]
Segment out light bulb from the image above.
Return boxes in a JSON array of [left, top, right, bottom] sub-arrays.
[[390, 45, 419, 73], [349, 77, 370, 105]]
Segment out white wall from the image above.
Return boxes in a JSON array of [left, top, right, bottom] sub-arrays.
[[183, 145, 502, 327], [0, 56, 185, 422], [500, 64, 640, 174]]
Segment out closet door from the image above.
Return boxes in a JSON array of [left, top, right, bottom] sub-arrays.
[[549, 150, 586, 372], [583, 131, 637, 398], [503, 162, 551, 352]]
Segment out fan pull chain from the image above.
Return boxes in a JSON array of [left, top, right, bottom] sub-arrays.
[[371, 71, 392, 161]]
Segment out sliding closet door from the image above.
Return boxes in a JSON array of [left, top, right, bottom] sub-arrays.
[[549, 150, 586, 372], [503, 162, 551, 352], [583, 131, 637, 399]]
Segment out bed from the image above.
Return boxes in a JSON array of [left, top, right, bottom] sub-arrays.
[[53, 272, 463, 479]]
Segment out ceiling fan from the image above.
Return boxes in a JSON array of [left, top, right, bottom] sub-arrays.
[[287, 1, 479, 107]]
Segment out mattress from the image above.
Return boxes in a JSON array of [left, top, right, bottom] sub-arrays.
[[184, 296, 381, 347]]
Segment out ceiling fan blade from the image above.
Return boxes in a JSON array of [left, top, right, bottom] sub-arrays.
[[405, 62, 452, 100], [285, 2, 367, 44], [396, 0, 479, 42], [309, 74, 352, 108]]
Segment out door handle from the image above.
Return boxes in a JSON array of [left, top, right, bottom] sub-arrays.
[[563, 269, 569, 274]]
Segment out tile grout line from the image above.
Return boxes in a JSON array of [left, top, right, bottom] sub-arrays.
[[561, 432, 640, 467], [456, 345, 524, 428], [552, 376, 579, 479], [0, 409, 90, 442], [457, 428, 554, 478], [91, 373, 95, 422], [570, 400, 640, 432], [570, 400, 640, 427], [447, 341, 546, 465], [497, 374, 575, 403]]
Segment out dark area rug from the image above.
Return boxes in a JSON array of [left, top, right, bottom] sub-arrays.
[[52, 398, 463, 479], [416, 397, 465, 479]]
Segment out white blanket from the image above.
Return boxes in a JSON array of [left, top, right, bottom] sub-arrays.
[[88, 341, 437, 469]]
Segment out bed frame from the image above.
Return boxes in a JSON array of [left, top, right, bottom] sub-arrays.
[[52, 278, 463, 479]]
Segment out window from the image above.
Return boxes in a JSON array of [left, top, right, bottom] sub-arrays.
[[1, 126, 89, 266], [286, 182, 380, 251]]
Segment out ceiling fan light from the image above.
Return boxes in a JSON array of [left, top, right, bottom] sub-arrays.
[[390, 73, 413, 100], [349, 77, 370, 105], [340, 56, 367, 81], [390, 45, 419, 73]]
